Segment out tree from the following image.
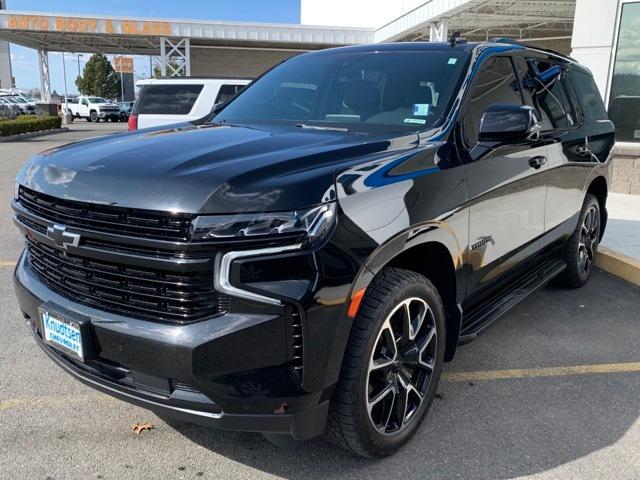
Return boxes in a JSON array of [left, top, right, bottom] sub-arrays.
[[75, 54, 121, 99]]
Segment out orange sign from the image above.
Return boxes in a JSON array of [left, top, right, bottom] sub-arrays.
[[6, 14, 172, 36], [113, 56, 134, 74]]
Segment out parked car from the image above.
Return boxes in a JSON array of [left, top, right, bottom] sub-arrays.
[[0, 89, 37, 106], [129, 77, 250, 130], [12, 40, 614, 457], [67, 95, 120, 122], [118, 101, 134, 122], [2, 95, 36, 114], [0, 97, 19, 119], [0, 101, 16, 120]]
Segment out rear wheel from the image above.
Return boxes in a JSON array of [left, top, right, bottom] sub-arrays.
[[325, 267, 445, 457], [556, 194, 600, 288]]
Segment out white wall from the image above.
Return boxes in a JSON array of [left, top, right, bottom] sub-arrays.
[[571, 0, 619, 97], [0, 41, 10, 89], [301, 0, 425, 29], [0, 0, 11, 89]]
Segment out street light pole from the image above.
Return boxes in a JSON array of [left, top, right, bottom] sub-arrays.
[[62, 52, 69, 123], [76, 53, 82, 79], [120, 60, 124, 102]]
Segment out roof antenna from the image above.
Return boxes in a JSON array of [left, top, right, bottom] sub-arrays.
[[448, 31, 467, 46]]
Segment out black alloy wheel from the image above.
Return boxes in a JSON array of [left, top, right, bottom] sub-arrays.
[[325, 268, 445, 457], [556, 193, 601, 288], [367, 297, 437, 435]]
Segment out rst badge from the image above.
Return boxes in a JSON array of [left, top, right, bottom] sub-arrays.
[[46, 224, 80, 250]]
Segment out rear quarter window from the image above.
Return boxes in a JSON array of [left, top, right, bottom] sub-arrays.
[[568, 70, 609, 124], [133, 84, 204, 115]]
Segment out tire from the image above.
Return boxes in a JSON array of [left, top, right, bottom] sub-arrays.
[[89, 111, 98, 123], [556, 194, 601, 288], [325, 267, 446, 457]]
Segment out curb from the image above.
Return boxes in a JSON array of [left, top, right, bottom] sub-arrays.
[[0, 127, 69, 142], [596, 246, 640, 287]]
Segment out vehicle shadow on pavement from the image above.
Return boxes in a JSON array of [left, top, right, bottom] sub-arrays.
[[163, 272, 640, 479]]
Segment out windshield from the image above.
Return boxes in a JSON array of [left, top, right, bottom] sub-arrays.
[[215, 51, 467, 131], [88, 97, 109, 103]]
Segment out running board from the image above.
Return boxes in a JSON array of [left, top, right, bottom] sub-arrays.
[[458, 258, 566, 344]]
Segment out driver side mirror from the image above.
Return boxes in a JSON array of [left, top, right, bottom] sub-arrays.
[[478, 104, 541, 144]]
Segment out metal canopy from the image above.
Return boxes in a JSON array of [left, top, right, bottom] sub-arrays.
[[0, 10, 374, 55], [0, 10, 374, 100], [377, 0, 576, 49]]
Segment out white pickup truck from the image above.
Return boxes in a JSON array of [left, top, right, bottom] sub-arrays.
[[66, 95, 121, 122]]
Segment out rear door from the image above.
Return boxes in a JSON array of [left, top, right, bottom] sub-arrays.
[[460, 55, 549, 297], [133, 83, 204, 128], [515, 56, 614, 232]]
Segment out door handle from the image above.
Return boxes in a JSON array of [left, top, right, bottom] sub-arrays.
[[576, 145, 592, 157], [528, 156, 547, 169]]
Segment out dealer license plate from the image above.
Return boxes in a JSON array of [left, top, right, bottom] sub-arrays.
[[41, 309, 84, 361]]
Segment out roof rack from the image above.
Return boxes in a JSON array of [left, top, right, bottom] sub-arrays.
[[448, 31, 468, 46], [489, 37, 577, 62]]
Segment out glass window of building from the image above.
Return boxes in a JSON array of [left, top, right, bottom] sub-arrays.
[[608, 1, 640, 142]]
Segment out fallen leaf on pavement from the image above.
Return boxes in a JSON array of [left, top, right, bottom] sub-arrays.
[[132, 422, 155, 435]]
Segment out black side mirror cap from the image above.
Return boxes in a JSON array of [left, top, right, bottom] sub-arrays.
[[478, 104, 541, 144]]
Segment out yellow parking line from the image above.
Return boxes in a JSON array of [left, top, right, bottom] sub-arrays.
[[442, 362, 640, 383], [0, 261, 16, 267]]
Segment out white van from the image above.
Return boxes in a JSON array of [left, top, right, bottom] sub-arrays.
[[129, 78, 251, 130]]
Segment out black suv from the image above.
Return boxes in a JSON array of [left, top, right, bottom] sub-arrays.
[[12, 40, 614, 457]]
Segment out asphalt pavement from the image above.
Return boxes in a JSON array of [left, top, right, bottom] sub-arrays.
[[1, 123, 639, 480]]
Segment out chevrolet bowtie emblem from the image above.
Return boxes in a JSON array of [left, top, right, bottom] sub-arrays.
[[46, 224, 81, 250]]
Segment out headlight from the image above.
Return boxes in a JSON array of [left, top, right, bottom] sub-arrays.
[[191, 203, 336, 245]]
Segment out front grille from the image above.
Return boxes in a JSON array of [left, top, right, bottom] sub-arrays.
[[18, 187, 193, 242], [26, 238, 228, 323]]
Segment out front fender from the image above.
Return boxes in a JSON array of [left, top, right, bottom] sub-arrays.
[[317, 140, 469, 389]]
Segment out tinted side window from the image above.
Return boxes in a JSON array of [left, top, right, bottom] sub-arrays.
[[133, 84, 204, 115], [569, 70, 609, 124], [521, 60, 576, 130], [215, 84, 243, 104], [464, 56, 523, 146]]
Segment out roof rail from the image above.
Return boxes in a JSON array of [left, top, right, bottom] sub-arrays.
[[489, 37, 577, 62], [448, 31, 468, 46]]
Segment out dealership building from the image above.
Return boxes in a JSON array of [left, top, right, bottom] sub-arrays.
[[0, 0, 638, 191]]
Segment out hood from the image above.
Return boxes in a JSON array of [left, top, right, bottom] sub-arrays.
[[16, 122, 419, 214]]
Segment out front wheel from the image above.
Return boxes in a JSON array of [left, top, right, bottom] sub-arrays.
[[556, 194, 601, 288], [89, 111, 98, 122], [325, 267, 445, 457]]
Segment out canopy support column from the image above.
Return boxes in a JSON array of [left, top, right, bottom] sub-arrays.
[[38, 49, 51, 102], [429, 20, 449, 42], [159, 37, 191, 77]]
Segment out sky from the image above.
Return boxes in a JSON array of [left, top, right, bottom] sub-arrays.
[[5, 0, 301, 93]]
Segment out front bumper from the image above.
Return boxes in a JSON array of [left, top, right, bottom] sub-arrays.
[[98, 111, 119, 118], [13, 253, 329, 440]]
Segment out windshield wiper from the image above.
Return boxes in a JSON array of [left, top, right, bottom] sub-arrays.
[[296, 123, 349, 132]]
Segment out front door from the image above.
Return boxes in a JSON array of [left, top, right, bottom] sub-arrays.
[[459, 55, 549, 297]]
